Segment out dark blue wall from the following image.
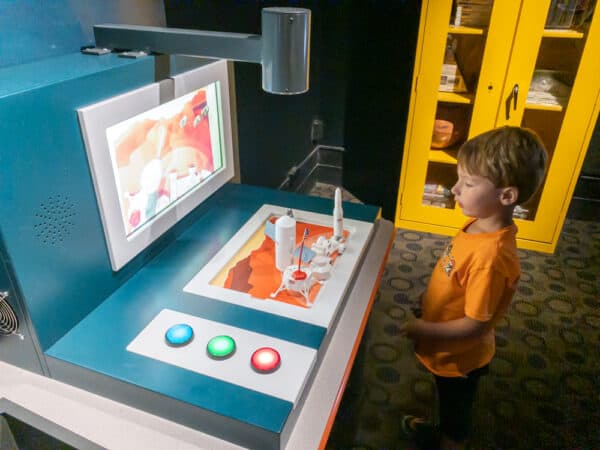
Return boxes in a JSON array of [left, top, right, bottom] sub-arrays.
[[165, 0, 421, 219], [164, 0, 322, 191], [342, 1, 419, 219]]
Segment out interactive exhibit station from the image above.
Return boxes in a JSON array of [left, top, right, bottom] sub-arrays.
[[0, 10, 394, 450]]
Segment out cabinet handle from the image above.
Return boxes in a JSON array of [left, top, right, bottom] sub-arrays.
[[505, 83, 520, 120]]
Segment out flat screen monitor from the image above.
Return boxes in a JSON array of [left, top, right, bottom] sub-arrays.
[[78, 60, 234, 271]]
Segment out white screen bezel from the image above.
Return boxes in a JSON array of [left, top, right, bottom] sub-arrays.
[[78, 60, 234, 271]]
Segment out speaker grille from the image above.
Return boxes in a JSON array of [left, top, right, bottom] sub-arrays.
[[0, 291, 18, 335], [33, 194, 76, 246]]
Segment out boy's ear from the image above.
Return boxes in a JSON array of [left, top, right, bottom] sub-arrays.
[[499, 186, 519, 206]]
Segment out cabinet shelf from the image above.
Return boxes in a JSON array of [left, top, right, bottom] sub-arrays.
[[525, 101, 564, 112], [448, 25, 485, 35], [438, 91, 474, 104], [429, 149, 458, 164], [542, 29, 585, 39]]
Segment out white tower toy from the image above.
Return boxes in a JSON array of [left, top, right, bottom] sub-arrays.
[[333, 187, 343, 241]]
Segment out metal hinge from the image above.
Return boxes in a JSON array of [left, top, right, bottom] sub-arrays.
[[81, 46, 111, 56]]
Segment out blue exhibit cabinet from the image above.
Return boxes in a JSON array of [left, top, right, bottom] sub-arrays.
[[0, 51, 391, 449]]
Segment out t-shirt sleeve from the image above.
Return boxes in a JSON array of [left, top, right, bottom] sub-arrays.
[[464, 268, 515, 322]]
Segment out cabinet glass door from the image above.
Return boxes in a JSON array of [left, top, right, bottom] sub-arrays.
[[498, 0, 599, 243], [399, 0, 520, 231]]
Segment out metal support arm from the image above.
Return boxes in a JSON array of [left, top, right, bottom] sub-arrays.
[[94, 25, 262, 63], [94, 7, 311, 95]]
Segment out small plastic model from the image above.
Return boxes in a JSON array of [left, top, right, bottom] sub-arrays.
[[271, 228, 317, 305], [270, 190, 347, 306]]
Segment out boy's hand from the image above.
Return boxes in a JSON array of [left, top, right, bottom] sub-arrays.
[[410, 292, 424, 318], [399, 311, 420, 342]]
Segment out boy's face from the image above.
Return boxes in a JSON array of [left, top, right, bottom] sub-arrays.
[[451, 165, 508, 219]]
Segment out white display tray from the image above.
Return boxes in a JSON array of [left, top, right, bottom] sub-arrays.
[[184, 204, 373, 328]]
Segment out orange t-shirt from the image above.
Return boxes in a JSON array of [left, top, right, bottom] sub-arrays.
[[415, 219, 520, 377]]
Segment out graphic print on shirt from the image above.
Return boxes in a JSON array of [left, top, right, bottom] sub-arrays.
[[441, 243, 455, 277]]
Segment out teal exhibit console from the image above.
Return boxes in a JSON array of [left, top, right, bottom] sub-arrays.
[[0, 52, 394, 449]]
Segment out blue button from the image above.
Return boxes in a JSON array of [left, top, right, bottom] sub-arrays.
[[165, 323, 194, 347]]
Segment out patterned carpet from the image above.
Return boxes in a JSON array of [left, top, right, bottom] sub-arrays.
[[310, 184, 600, 449]]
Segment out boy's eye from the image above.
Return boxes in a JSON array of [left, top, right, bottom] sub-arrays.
[[465, 182, 473, 187]]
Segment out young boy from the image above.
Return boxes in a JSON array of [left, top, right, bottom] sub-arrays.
[[400, 126, 547, 448]]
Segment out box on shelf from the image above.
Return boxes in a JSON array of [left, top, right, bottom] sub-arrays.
[[432, 104, 469, 148], [422, 183, 454, 208], [545, 0, 594, 29], [440, 64, 468, 92], [439, 43, 468, 93], [513, 205, 530, 219], [453, 0, 493, 27], [527, 70, 573, 107]]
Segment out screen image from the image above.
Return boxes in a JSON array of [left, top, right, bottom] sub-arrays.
[[78, 59, 234, 271], [106, 83, 223, 236]]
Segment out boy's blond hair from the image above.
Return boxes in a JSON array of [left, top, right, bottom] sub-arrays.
[[457, 126, 548, 204]]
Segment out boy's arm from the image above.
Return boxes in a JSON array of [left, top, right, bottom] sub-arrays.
[[401, 268, 514, 341], [402, 315, 488, 341]]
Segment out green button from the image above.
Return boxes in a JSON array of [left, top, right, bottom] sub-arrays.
[[206, 335, 236, 359]]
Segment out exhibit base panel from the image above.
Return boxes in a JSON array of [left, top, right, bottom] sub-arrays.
[[46, 357, 283, 450]]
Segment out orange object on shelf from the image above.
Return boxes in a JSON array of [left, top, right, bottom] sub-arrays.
[[431, 104, 468, 148]]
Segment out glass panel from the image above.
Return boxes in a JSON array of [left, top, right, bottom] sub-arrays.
[[422, 163, 457, 210], [521, 0, 596, 221], [526, 39, 582, 109], [422, 1, 492, 209], [520, 109, 563, 220]]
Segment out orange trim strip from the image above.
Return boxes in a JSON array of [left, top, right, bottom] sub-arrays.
[[318, 226, 396, 450]]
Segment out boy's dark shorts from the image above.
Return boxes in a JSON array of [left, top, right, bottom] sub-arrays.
[[434, 364, 489, 442]]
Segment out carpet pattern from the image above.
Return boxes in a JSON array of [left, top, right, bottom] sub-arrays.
[[312, 185, 600, 449]]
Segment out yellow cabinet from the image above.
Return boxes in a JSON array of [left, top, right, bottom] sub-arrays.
[[396, 0, 600, 253]]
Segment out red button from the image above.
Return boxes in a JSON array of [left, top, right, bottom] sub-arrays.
[[251, 347, 281, 373]]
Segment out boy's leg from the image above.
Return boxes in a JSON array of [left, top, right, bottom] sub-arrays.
[[434, 365, 488, 445]]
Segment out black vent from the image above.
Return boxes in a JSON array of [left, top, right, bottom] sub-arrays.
[[0, 291, 18, 335]]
